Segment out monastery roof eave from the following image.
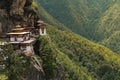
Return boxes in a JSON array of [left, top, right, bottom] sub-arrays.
[[7, 32, 30, 35], [20, 39, 35, 44], [12, 28, 25, 31], [9, 39, 35, 44]]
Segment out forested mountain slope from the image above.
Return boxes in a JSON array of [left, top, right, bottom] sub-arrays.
[[101, 31, 120, 54], [36, 0, 120, 54], [96, 1, 120, 41], [36, 0, 114, 39], [95, 1, 120, 54], [41, 24, 120, 80], [34, 22, 120, 79], [33, 1, 120, 79]]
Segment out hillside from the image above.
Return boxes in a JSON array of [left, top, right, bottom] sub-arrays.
[[101, 31, 120, 54], [34, 36, 93, 80], [36, 0, 115, 39], [36, 0, 120, 54], [95, 1, 120, 54], [96, 2, 120, 41], [45, 24, 120, 80], [33, 0, 120, 79], [33, 22, 120, 79]]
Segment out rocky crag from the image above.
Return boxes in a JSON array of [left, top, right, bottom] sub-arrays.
[[0, 0, 38, 35]]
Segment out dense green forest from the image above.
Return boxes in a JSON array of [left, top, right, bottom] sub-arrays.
[[36, 0, 120, 54], [36, 0, 114, 38], [35, 0, 120, 79], [46, 24, 120, 80]]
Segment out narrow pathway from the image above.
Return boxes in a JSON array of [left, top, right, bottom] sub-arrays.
[[31, 55, 45, 75]]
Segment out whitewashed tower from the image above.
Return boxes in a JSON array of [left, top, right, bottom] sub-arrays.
[[37, 20, 46, 35]]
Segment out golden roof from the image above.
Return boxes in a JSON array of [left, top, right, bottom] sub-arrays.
[[37, 20, 44, 24], [37, 20, 46, 28], [16, 25, 21, 28], [12, 25, 25, 31]]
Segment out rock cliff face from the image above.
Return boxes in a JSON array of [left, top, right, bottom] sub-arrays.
[[0, 0, 44, 80], [0, 0, 38, 35]]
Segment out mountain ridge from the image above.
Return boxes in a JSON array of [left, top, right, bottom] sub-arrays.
[[34, 0, 120, 79], [36, 0, 120, 54]]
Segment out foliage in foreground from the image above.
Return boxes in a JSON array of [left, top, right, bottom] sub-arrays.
[[0, 45, 30, 80]]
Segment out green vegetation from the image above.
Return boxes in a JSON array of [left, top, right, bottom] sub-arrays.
[[36, 0, 120, 54], [34, 0, 120, 79], [46, 25, 120, 79], [34, 36, 93, 80], [0, 74, 7, 80], [101, 31, 120, 54], [36, 0, 115, 39], [31, 1, 38, 9], [96, 3, 120, 41], [34, 36, 56, 79], [0, 45, 31, 80], [95, 2, 120, 54]]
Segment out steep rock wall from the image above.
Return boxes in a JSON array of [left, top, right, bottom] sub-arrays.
[[0, 0, 38, 34]]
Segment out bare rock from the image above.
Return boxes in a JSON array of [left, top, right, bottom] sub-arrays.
[[10, 0, 26, 19], [0, 0, 39, 34]]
